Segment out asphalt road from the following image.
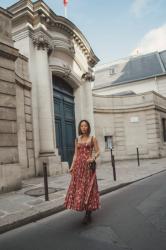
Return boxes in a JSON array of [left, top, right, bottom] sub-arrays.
[[0, 171, 166, 250]]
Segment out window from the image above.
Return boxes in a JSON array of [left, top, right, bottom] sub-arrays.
[[109, 67, 116, 75], [105, 136, 113, 149], [162, 118, 166, 142]]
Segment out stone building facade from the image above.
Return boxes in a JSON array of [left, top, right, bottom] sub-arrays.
[[0, 7, 35, 192], [0, 0, 98, 192], [93, 52, 166, 162]]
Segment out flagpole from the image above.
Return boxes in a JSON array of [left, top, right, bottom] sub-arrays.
[[63, 0, 68, 18], [64, 5, 67, 18]]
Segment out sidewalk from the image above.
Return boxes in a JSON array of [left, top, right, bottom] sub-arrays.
[[0, 157, 166, 234]]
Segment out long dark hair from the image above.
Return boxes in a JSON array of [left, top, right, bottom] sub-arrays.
[[78, 120, 91, 136]]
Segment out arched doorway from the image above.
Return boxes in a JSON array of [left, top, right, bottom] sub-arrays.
[[53, 76, 76, 166]]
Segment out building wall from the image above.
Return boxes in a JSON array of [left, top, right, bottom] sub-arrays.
[[15, 55, 35, 178], [8, 0, 98, 176], [93, 92, 166, 162], [0, 7, 35, 192], [0, 8, 21, 193]]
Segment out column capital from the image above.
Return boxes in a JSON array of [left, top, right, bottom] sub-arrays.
[[33, 33, 52, 54], [63, 64, 71, 79], [81, 71, 95, 82]]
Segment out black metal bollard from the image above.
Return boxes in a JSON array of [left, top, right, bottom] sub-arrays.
[[136, 147, 140, 166], [112, 155, 117, 181], [110, 148, 113, 161], [43, 162, 49, 201]]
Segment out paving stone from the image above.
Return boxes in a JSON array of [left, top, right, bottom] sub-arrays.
[[0, 157, 166, 233], [0, 199, 29, 213], [0, 210, 5, 217], [27, 199, 44, 206]]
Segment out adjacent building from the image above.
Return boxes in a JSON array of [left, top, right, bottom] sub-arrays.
[[93, 51, 166, 96], [93, 51, 166, 161]]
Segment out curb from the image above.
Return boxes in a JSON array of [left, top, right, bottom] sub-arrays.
[[0, 169, 166, 235], [0, 205, 64, 235], [0, 182, 132, 235]]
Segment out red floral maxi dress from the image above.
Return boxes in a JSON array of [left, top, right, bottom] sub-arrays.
[[64, 137, 100, 211]]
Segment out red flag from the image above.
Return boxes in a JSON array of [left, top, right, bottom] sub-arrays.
[[64, 0, 68, 6]]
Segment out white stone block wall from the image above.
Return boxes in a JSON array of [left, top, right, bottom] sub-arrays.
[[0, 8, 21, 192], [15, 54, 36, 179], [93, 92, 166, 162]]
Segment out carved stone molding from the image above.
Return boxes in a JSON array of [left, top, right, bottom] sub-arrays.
[[82, 71, 95, 82], [36, 10, 97, 66], [8, 0, 99, 67], [63, 64, 71, 79], [68, 40, 75, 55], [33, 33, 52, 54], [52, 38, 75, 57], [50, 65, 81, 87]]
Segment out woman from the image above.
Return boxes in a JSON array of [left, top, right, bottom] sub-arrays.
[[64, 119, 100, 224]]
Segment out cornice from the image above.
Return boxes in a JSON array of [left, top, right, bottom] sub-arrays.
[[0, 42, 19, 61], [92, 90, 166, 101], [15, 73, 32, 90], [44, 16, 98, 67], [9, 7, 34, 27], [18, 52, 28, 62], [8, 0, 99, 67], [155, 105, 166, 113], [12, 26, 75, 58], [0, 7, 13, 18], [94, 104, 156, 114], [7, 0, 33, 13]]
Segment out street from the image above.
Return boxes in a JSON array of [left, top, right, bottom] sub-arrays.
[[0, 171, 166, 250]]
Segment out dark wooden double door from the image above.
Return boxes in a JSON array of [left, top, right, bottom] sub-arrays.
[[53, 76, 76, 166]]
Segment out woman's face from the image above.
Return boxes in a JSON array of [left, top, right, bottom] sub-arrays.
[[80, 121, 89, 135]]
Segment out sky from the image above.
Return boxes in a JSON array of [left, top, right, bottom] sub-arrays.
[[1, 0, 166, 65]]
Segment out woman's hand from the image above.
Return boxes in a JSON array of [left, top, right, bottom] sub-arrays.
[[87, 157, 95, 164], [69, 167, 73, 174]]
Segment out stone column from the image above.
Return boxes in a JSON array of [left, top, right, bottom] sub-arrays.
[[82, 71, 95, 135], [33, 34, 61, 175]]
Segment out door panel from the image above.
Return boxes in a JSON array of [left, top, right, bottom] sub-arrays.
[[55, 98, 61, 115], [55, 118, 63, 158], [64, 102, 74, 119], [53, 76, 76, 166], [65, 121, 75, 165]]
